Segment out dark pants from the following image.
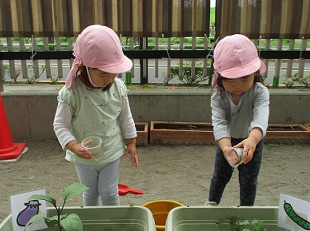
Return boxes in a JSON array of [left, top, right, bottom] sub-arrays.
[[208, 138, 264, 206]]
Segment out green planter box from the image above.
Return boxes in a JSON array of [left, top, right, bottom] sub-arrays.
[[166, 206, 289, 231], [0, 206, 156, 231]]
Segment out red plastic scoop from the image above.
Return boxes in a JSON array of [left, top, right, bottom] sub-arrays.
[[118, 184, 144, 195]]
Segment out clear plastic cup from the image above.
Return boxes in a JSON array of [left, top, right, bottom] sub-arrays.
[[81, 136, 102, 156], [226, 147, 244, 167]]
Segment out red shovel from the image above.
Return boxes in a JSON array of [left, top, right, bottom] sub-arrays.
[[118, 183, 144, 195]]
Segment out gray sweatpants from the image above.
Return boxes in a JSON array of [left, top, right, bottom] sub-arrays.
[[75, 157, 121, 206]]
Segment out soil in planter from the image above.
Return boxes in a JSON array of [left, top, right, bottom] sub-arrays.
[[267, 125, 305, 131], [155, 124, 304, 131], [135, 124, 145, 131], [154, 124, 213, 131], [151, 122, 215, 145], [265, 124, 310, 144]]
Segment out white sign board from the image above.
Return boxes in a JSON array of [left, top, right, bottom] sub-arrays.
[[10, 190, 47, 231], [278, 194, 310, 231]]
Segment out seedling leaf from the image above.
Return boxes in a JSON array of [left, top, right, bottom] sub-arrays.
[[62, 183, 89, 201], [24, 213, 45, 230], [27, 194, 55, 205], [45, 215, 58, 227], [61, 213, 83, 231]]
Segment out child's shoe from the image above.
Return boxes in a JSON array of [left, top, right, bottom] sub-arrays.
[[205, 201, 218, 206]]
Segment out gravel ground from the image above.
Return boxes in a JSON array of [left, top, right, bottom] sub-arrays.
[[1, 140, 310, 222]]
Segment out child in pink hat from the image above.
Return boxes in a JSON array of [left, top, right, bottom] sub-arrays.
[[53, 25, 138, 206], [206, 34, 270, 206]]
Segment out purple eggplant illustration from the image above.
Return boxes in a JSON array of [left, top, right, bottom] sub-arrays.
[[16, 200, 41, 226]]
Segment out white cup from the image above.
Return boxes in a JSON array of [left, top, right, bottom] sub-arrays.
[[226, 147, 244, 167], [81, 136, 102, 156]]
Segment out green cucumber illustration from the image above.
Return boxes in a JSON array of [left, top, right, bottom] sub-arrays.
[[284, 200, 310, 230]]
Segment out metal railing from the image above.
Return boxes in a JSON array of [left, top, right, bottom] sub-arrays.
[[1, 37, 310, 92]]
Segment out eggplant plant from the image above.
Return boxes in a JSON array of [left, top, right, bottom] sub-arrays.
[[24, 182, 89, 231]]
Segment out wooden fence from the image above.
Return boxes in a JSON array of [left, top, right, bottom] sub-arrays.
[[1, 1, 310, 91]]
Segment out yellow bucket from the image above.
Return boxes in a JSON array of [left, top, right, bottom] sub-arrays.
[[143, 200, 184, 231]]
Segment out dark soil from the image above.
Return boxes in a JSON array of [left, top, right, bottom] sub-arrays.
[[267, 125, 307, 131], [153, 123, 213, 131]]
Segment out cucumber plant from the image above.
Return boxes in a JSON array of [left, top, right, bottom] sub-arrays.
[[234, 219, 267, 231]]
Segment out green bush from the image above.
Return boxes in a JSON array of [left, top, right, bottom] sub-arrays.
[[167, 61, 213, 85]]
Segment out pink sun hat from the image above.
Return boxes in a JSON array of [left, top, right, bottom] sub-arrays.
[[212, 34, 266, 87], [65, 25, 133, 88]]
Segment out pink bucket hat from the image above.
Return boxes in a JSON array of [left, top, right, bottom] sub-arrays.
[[65, 25, 133, 88], [212, 34, 266, 87]]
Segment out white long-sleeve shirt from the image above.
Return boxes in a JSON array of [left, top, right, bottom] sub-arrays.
[[211, 82, 270, 141]]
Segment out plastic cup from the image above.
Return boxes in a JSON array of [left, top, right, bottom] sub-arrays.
[[81, 136, 102, 156], [226, 147, 244, 167]]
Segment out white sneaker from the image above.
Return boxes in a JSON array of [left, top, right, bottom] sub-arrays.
[[205, 201, 218, 206]]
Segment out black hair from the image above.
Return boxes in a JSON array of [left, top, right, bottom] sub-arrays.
[[77, 66, 112, 91], [215, 71, 263, 98]]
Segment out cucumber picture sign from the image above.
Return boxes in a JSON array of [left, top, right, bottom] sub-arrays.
[[278, 194, 310, 230]]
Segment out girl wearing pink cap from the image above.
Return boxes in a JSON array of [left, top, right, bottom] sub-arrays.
[[53, 25, 138, 206], [206, 34, 270, 206]]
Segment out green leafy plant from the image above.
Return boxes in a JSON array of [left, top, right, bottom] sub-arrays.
[[265, 143, 281, 151], [168, 61, 212, 85], [27, 63, 46, 79], [283, 73, 310, 88], [2, 65, 21, 82], [50, 74, 63, 85], [141, 84, 156, 89], [24, 182, 89, 231], [25, 77, 36, 84], [282, 79, 295, 88], [1, 65, 9, 82], [293, 75, 310, 88], [24, 37, 31, 43], [187, 125, 197, 130], [234, 219, 267, 231]]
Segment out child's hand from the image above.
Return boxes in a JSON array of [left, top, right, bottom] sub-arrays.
[[234, 138, 256, 164], [123, 144, 139, 167], [225, 147, 239, 166], [71, 143, 93, 159], [234, 128, 262, 164]]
